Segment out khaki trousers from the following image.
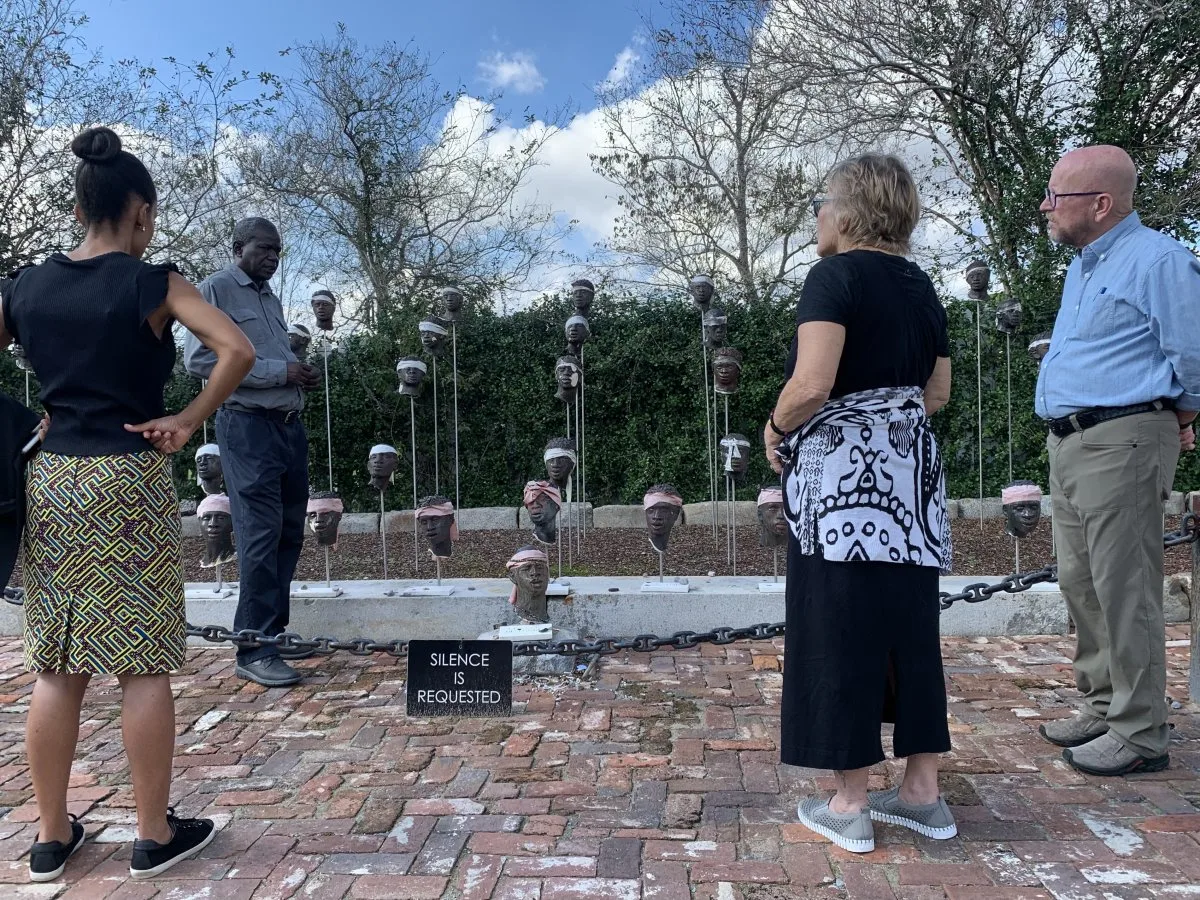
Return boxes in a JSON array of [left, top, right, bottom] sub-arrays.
[[1047, 410, 1179, 757]]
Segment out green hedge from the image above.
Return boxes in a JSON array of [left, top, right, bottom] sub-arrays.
[[3, 288, 1195, 511]]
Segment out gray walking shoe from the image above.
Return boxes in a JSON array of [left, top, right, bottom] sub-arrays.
[[1039, 713, 1108, 748], [796, 796, 874, 853], [1063, 732, 1169, 776], [867, 787, 958, 839]]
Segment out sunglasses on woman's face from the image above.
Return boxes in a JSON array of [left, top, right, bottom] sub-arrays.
[[811, 197, 829, 217]]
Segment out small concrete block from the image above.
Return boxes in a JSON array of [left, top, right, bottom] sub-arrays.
[[944, 499, 960, 519], [1040, 496, 1053, 517], [179, 499, 198, 516], [181, 516, 201, 538], [682, 500, 757, 527], [1164, 574, 1191, 624], [957, 497, 1003, 519], [384, 510, 415, 533], [593, 505, 645, 528], [340, 513, 380, 534], [1166, 491, 1186, 516], [458, 507, 520, 530], [518, 503, 593, 529]]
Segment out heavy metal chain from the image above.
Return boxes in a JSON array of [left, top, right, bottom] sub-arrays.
[[180, 512, 1198, 658]]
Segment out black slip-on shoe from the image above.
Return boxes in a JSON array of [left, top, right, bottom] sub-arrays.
[[234, 656, 302, 687], [28, 815, 85, 882], [129, 809, 216, 879]]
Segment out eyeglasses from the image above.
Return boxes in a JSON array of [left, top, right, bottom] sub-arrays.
[[1043, 187, 1105, 209], [811, 196, 835, 217]]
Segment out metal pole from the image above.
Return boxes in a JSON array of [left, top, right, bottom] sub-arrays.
[[410, 396, 419, 575], [579, 346, 586, 544], [1014, 537, 1020, 575], [976, 303, 983, 530], [724, 396, 731, 566], [565, 407, 573, 569], [1006, 333, 1013, 482], [216, 560, 223, 592], [773, 547, 779, 583], [658, 549, 665, 582], [452, 324, 460, 512], [436, 556, 442, 587], [25, 371, 29, 407], [557, 527, 563, 580], [1190, 492, 1199, 700], [432, 357, 440, 495], [323, 545, 331, 589], [380, 491, 389, 582], [201, 378, 207, 443], [574, 399, 582, 557], [702, 330, 717, 544], [323, 339, 333, 491]]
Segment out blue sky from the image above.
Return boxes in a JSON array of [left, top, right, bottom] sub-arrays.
[[74, 0, 662, 121]]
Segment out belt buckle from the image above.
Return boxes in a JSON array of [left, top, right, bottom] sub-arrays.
[[284, 410, 297, 424], [1068, 413, 1083, 434]]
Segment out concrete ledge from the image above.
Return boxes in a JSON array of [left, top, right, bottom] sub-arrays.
[[182, 517, 201, 538], [957, 497, 1004, 520], [682, 501, 757, 527], [340, 513, 380, 534], [518, 503, 593, 529], [593, 506, 645, 528], [383, 511, 415, 533], [458, 507, 520, 530], [0, 576, 1068, 642]]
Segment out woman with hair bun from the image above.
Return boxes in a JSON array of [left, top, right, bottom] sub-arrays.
[[0, 127, 254, 882]]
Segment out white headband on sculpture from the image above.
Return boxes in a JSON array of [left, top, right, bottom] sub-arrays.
[[1002, 484, 1042, 504], [544, 448, 578, 465], [644, 491, 683, 509], [690, 274, 714, 286], [419, 320, 448, 336], [287, 323, 310, 337], [307, 497, 344, 515], [197, 494, 231, 517], [757, 488, 784, 507], [369, 444, 398, 457], [196, 443, 220, 459], [566, 315, 589, 329], [396, 359, 428, 373]]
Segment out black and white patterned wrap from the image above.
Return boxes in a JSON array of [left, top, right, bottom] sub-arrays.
[[781, 386, 952, 573]]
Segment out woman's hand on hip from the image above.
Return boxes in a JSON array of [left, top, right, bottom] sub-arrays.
[[764, 422, 784, 475], [124, 415, 198, 454]]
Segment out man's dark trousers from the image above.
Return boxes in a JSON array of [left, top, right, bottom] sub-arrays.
[[216, 408, 309, 665]]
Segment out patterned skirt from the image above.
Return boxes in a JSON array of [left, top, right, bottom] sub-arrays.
[[23, 451, 185, 674]]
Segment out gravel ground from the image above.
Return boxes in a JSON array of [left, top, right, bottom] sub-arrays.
[[173, 515, 1193, 583]]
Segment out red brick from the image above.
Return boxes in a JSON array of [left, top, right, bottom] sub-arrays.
[[457, 854, 505, 900], [690, 862, 788, 883], [468, 832, 556, 855], [506, 856, 597, 877], [1140, 815, 1200, 833], [493, 877, 545, 900], [215, 790, 288, 806], [350, 875, 448, 899], [404, 799, 485, 816], [781, 844, 835, 886], [524, 782, 594, 798], [642, 860, 690, 900], [327, 790, 367, 819], [944, 890, 1052, 900], [605, 755, 669, 768], [644, 840, 735, 862], [705, 739, 775, 751], [495, 799, 551, 815], [503, 733, 541, 756], [541, 878, 640, 900], [898, 864, 994, 886]]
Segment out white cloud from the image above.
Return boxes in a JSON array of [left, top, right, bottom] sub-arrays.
[[597, 46, 640, 92], [478, 51, 545, 94]]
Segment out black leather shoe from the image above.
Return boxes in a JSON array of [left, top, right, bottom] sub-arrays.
[[277, 646, 315, 661], [235, 656, 302, 687], [29, 816, 85, 882]]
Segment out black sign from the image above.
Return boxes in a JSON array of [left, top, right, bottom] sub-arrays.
[[406, 640, 512, 717]]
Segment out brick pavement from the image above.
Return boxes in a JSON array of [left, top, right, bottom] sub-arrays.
[[0, 627, 1197, 899]]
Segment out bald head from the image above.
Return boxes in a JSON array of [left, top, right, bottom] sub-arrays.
[[1042, 144, 1137, 248], [1059, 145, 1136, 210]]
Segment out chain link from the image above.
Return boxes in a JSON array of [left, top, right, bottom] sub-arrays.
[[181, 516, 1198, 657]]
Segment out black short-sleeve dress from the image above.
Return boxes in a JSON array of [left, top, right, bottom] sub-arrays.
[[779, 250, 952, 771], [2, 251, 185, 675]]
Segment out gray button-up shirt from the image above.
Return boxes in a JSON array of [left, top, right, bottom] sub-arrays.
[[184, 264, 303, 413]]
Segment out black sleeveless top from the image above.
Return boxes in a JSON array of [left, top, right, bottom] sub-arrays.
[[2, 252, 177, 456]]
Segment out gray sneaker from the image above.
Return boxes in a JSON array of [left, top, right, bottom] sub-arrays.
[[1039, 713, 1108, 748], [867, 787, 958, 839], [796, 796, 874, 853]]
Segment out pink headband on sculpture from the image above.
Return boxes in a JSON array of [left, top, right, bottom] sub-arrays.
[[416, 502, 459, 541], [643, 491, 683, 509], [197, 494, 231, 517], [307, 497, 344, 514], [1002, 484, 1042, 504], [506, 547, 548, 605], [523, 481, 562, 508], [757, 488, 783, 506]]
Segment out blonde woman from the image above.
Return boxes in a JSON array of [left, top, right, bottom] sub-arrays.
[[764, 153, 955, 853]]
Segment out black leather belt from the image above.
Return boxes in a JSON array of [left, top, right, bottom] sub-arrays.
[[1047, 399, 1172, 438], [222, 405, 301, 424]]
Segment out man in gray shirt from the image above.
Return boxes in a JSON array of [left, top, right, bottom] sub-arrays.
[[184, 217, 320, 687]]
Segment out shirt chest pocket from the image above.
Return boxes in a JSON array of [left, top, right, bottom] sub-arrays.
[[1075, 288, 1143, 341], [228, 308, 267, 345]]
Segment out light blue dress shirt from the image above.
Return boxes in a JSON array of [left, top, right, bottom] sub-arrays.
[[1035, 212, 1200, 419]]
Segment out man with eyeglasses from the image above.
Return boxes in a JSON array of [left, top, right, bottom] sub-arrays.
[[1034, 144, 1200, 776]]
